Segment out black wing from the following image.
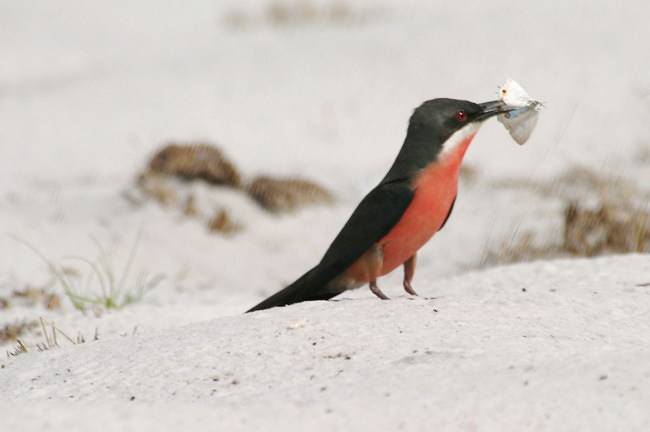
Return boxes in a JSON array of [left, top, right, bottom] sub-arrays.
[[246, 180, 414, 312], [315, 180, 415, 284]]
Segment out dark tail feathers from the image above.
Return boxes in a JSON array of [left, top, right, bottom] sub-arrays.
[[246, 267, 338, 313]]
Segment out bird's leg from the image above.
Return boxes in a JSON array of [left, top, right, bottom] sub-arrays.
[[403, 254, 419, 296], [369, 279, 389, 300]]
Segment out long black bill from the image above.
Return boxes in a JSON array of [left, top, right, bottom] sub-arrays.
[[475, 100, 516, 122]]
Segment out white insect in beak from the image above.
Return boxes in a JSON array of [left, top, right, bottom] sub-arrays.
[[497, 79, 542, 145]]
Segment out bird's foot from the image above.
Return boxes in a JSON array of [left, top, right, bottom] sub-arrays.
[[369, 280, 389, 300], [403, 280, 419, 296], [402, 255, 418, 296]]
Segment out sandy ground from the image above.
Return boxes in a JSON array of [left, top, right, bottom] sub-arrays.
[[2, 255, 650, 431], [1, 0, 650, 430]]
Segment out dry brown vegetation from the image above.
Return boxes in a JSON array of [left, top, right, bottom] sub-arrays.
[[136, 171, 179, 207], [1, 320, 39, 344], [5, 318, 90, 358], [0, 286, 61, 311], [134, 141, 334, 234], [248, 175, 334, 213], [224, 0, 379, 29], [1, 285, 64, 356], [1, 279, 62, 359], [563, 201, 649, 256], [482, 166, 650, 266], [147, 142, 241, 188], [208, 209, 242, 235]]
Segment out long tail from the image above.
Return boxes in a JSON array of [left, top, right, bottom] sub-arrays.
[[246, 267, 339, 313]]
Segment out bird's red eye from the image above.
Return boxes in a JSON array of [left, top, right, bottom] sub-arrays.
[[456, 110, 467, 121]]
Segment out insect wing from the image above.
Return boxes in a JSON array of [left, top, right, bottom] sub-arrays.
[[498, 107, 539, 145], [499, 79, 532, 108]]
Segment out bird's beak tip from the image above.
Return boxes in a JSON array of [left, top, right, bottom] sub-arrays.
[[476, 100, 515, 121]]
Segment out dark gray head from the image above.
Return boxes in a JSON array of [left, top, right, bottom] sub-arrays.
[[382, 98, 512, 183], [406, 98, 509, 146]]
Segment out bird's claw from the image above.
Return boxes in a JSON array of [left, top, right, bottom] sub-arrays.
[[403, 280, 419, 296], [369, 280, 389, 300]]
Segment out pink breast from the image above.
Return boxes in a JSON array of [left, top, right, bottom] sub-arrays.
[[379, 134, 475, 275]]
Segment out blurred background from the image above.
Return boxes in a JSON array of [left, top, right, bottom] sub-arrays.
[[1, 0, 649, 348]]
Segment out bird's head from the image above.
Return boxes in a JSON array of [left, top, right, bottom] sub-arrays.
[[383, 98, 515, 183], [406, 98, 514, 157]]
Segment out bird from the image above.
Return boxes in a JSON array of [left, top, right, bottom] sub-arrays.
[[247, 98, 515, 312]]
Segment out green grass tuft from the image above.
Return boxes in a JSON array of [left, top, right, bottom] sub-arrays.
[[11, 231, 164, 311]]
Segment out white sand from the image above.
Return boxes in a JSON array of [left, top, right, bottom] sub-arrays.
[[2, 255, 650, 431], [1, 0, 650, 430]]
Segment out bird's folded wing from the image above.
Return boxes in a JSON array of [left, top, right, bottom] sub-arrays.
[[313, 180, 415, 284], [246, 180, 414, 312]]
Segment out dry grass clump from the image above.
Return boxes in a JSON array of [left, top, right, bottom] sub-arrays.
[[0, 286, 62, 311], [208, 209, 243, 235], [133, 140, 335, 235], [7, 340, 28, 357], [247, 175, 334, 213], [1, 320, 39, 344], [224, 0, 378, 29], [136, 142, 241, 209], [44, 292, 62, 310], [136, 171, 178, 207], [11, 286, 45, 306], [147, 142, 242, 188], [483, 166, 650, 266], [267, 0, 357, 26], [5, 318, 91, 358], [12, 286, 62, 310], [564, 201, 650, 256], [0, 287, 63, 354]]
